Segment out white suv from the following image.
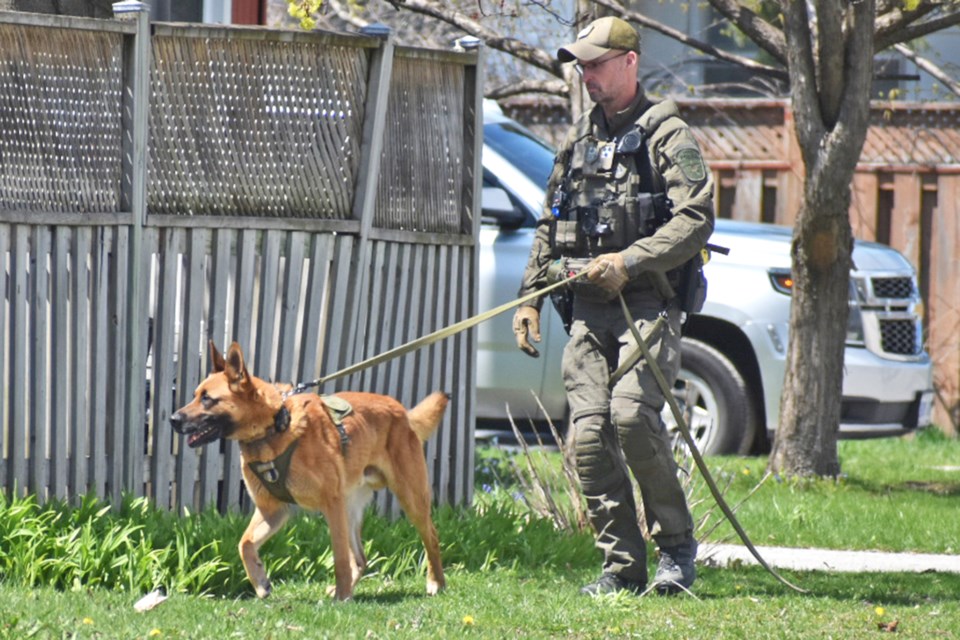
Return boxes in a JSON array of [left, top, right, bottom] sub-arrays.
[[477, 102, 935, 454]]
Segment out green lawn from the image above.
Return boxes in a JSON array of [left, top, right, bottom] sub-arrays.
[[0, 429, 957, 639]]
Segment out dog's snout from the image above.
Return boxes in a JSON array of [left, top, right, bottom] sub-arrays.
[[170, 412, 184, 433]]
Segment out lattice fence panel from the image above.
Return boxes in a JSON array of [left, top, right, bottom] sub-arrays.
[[375, 54, 467, 234], [0, 24, 123, 213], [148, 34, 369, 218]]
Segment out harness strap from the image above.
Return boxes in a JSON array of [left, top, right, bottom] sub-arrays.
[[248, 438, 300, 504], [321, 395, 352, 455]]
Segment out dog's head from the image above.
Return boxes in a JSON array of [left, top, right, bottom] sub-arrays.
[[170, 342, 285, 448]]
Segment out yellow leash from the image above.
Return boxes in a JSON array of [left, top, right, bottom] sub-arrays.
[[293, 265, 808, 593], [291, 268, 592, 392]]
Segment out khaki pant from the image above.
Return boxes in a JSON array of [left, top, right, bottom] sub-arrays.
[[562, 294, 693, 581]]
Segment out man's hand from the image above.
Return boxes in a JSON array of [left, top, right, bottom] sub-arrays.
[[512, 306, 541, 358], [586, 252, 628, 296]]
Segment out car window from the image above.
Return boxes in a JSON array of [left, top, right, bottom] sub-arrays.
[[483, 122, 555, 190]]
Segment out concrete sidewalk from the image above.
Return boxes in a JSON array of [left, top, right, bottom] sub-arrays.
[[701, 543, 960, 574]]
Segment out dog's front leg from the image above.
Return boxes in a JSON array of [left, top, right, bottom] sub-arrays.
[[324, 505, 355, 601], [239, 504, 289, 598]]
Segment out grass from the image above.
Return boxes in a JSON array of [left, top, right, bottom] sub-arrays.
[[702, 428, 960, 553], [0, 428, 958, 639]]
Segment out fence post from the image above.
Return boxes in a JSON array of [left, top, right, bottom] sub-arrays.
[[114, 0, 151, 501], [341, 27, 395, 388]]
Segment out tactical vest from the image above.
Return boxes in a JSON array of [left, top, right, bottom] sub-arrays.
[[549, 120, 670, 260]]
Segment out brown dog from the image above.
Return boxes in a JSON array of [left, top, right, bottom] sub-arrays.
[[170, 341, 448, 601]]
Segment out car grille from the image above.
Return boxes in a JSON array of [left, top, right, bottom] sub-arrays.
[[879, 318, 921, 355], [872, 276, 914, 299]]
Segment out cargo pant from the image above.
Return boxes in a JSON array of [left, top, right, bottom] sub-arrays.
[[562, 294, 694, 583]]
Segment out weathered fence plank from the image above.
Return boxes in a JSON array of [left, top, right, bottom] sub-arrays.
[[0, 12, 480, 512]]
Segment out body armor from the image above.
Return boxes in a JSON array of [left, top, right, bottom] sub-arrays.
[[549, 126, 670, 260]]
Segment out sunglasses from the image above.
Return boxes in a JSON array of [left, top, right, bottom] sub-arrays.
[[574, 51, 629, 76]]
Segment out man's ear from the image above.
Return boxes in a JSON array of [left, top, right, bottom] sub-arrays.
[[210, 341, 226, 373], [225, 342, 250, 393]]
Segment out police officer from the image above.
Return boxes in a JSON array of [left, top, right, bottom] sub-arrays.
[[512, 16, 714, 596]]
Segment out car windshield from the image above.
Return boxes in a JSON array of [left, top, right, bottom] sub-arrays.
[[483, 121, 555, 190]]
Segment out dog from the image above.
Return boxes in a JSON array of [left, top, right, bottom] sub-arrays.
[[170, 341, 448, 601]]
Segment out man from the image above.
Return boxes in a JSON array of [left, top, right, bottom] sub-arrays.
[[512, 16, 714, 596]]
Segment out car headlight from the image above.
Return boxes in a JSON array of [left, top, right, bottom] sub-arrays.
[[768, 269, 866, 347], [768, 268, 794, 295], [846, 279, 865, 346]]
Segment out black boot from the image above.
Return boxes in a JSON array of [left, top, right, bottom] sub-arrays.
[[579, 572, 646, 596], [652, 538, 698, 595]]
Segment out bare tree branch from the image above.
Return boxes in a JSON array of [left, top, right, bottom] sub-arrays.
[[486, 78, 569, 100], [833, 0, 877, 166], [816, 0, 847, 125], [874, 1, 937, 37], [895, 42, 960, 97], [590, 0, 787, 80], [876, 7, 960, 50], [704, 0, 787, 64], [401, 0, 562, 76], [783, 0, 823, 160]]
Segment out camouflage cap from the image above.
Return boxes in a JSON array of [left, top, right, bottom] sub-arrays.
[[558, 17, 640, 63]]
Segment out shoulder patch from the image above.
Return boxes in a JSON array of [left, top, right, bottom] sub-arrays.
[[675, 147, 707, 183]]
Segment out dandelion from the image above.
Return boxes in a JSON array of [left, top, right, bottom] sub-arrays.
[[149, 630, 162, 637], [742, 467, 751, 475], [875, 606, 885, 617], [462, 615, 475, 626]]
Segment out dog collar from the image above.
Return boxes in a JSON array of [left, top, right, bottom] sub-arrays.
[[274, 405, 290, 432]]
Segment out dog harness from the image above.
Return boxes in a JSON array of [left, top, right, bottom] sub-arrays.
[[248, 395, 354, 504]]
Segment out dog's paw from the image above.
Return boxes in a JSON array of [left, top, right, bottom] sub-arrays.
[[255, 581, 272, 599], [426, 579, 444, 596], [325, 584, 355, 601]]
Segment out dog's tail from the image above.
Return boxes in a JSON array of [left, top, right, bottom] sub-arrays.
[[407, 391, 449, 442]]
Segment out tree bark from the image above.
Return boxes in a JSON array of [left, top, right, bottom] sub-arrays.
[[767, 0, 875, 478]]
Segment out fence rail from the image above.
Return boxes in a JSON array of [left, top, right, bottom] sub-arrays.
[[0, 7, 482, 512]]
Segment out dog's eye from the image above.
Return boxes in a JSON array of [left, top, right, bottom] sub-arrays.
[[200, 392, 217, 409]]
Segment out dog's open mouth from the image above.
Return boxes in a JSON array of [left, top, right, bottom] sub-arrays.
[[187, 424, 222, 448]]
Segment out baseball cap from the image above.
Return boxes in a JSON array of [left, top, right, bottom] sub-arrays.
[[557, 16, 639, 63]]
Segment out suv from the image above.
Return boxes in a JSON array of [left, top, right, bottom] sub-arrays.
[[477, 101, 935, 454]]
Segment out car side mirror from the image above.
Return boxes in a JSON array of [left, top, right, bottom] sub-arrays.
[[481, 187, 527, 228]]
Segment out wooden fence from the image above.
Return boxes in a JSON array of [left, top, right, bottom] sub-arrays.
[[0, 7, 483, 512]]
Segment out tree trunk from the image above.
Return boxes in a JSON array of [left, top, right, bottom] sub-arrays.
[[767, 0, 875, 478], [768, 184, 851, 477]]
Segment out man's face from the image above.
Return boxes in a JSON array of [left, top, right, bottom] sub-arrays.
[[578, 50, 635, 109]]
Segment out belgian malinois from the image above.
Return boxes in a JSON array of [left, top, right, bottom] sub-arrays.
[[170, 341, 448, 600]]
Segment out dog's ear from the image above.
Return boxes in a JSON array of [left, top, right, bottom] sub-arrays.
[[210, 341, 226, 373], [224, 342, 251, 393]]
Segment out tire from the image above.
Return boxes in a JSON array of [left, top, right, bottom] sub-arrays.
[[662, 338, 758, 455]]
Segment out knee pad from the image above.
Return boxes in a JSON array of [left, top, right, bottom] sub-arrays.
[[572, 417, 624, 494], [610, 397, 666, 463]]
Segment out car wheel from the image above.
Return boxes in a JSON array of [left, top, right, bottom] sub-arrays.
[[662, 338, 758, 456]]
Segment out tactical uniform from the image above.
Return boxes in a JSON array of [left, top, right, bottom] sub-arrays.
[[516, 86, 714, 590]]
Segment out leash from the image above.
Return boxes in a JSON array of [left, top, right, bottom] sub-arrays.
[[290, 268, 593, 393], [616, 294, 807, 593], [285, 260, 806, 592]]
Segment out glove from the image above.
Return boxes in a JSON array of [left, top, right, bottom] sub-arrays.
[[586, 252, 629, 297], [512, 306, 541, 358]]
